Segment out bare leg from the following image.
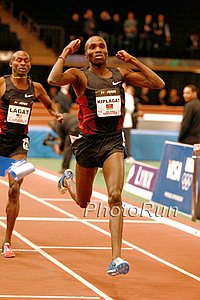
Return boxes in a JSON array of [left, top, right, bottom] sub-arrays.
[[63, 162, 98, 208], [102, 152, 124, 259], [3, 154, 26, 245]]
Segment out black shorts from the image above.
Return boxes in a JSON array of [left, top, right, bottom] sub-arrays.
[[0, 135, 30, 158], [71, 132, 126, 168]]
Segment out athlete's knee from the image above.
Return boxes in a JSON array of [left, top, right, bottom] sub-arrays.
[[108, 190, 122, 208]]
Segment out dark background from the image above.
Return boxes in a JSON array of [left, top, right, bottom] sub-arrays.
[[1, 0, 200, 98]]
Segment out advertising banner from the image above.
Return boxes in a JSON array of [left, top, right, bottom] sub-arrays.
[[151, 141, 197, 215], [124, 160, 158, 199], [0, 156, 16, 176]]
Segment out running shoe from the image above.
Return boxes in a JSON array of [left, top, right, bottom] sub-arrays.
[[1, 242, 15, 258], [43, 133, 57, 145], [57, 169, 74, 194], [107, 257, 130, 276]]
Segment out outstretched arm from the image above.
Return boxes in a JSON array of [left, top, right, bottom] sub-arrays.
[[116, 50, 165, 89], [47, 39, 81, 86], [0, 77, 6, 98], [34, 82, 63, 123]]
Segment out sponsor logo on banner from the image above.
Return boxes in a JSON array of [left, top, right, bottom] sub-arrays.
[[124, 161, 158, 199], [152, 141, 198, 215]]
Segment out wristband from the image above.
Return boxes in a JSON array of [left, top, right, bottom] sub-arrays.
[[58, 56, 65, 61]]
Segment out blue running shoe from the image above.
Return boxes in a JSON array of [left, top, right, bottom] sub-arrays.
[[107, 257, 130, 276], [58, 169, 74, 194]]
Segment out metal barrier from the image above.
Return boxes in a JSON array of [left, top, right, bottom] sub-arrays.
[[192, 144, 200, 222], [18, 11, 65, 54]]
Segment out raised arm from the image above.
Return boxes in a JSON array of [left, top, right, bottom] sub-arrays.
[[116, 50, 165, 89], [47, 39, 81, 86]]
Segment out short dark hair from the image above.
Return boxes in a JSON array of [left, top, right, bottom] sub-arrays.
[[184, 84, 199, 97]]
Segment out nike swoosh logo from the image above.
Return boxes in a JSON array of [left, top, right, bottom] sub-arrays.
[[25, 94, 33, 98], [112, 81, 122, 86]]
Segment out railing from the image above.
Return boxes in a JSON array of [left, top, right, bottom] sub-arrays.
[[30, 102, 78, 126], [18, 11, 65, 54], [137, 104, 183, 117], [192, 145, 200, 222]]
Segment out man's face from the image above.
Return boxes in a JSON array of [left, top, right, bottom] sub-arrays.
[[183, 87, 196, 102], [85, 37, 108, 66], [10, 51, 31, 77]]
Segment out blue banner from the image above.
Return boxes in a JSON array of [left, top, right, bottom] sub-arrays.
[[152, 141, 197, 215], [0, 156, 16, 176]]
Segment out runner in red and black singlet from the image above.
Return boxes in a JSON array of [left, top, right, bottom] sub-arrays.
[[48, 36, 165, 275], [0, 75, 37, 157], [0, 50, 63, 258], [77, 67, 125, 135], [0, 75, 36, 136]]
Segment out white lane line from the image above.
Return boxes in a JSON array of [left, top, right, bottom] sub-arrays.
[[34, 169, 200, 238], [0, 216, 159, 223], [41, 198, 73, 201], [1, 174, 200, 283], [39, 246, 132, 250], [0, 220, 113, 300], [93, 190, 200, 238], [0, 296, 100, 299], [12, 246, 132, 252]]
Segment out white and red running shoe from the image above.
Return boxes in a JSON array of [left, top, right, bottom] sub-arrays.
[[2, 242, 15, 258]]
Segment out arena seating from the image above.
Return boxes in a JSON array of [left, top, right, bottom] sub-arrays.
[[9, 0, 200, 59], [0, 23, 21, 51]]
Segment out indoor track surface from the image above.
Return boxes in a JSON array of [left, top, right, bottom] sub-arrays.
[[1, 166, 200, 300]]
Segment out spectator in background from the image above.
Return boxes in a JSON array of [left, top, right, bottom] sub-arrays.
[[48, 86, 58, 100], [123, 84, 135, 164], [130, 86, 140, 129], [185, 32, 200, 59], [97, 10, 112, 50], [66, 12, 84, 54], [44, 84, 75, 172], [110, 13, 124, 55], [166, 88, 182, 106], [53, 84, 72, 113], [82, 9, 97, 41], [138, 14, 154, 57], [138, 87, 152, 104], [156, 88, 168, 105], [123, 11, 138, 54], [47, 112, 80, 173], [153, 14, 171, 57], [178, 84, 200, 144]]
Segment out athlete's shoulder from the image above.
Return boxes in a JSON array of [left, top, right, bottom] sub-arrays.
[[0, 75, 10, 83], [32, 81, 43, 89], [0, 76, 7, 97], [0, 76, 5, 84], [117, 66, 132, 75]]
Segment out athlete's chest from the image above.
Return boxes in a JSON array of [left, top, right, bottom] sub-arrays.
[[3, 87, 35, 125]]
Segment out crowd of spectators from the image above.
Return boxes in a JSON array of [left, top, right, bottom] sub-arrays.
[[65, 9, 200, 59], [127, 86, 184, 108], [1, 0, 200, 59]]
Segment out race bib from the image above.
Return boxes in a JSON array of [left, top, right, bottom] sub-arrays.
[[22, 137, 29, 150], [7, 99, 31, 125], [96, 88, 121, 117]]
